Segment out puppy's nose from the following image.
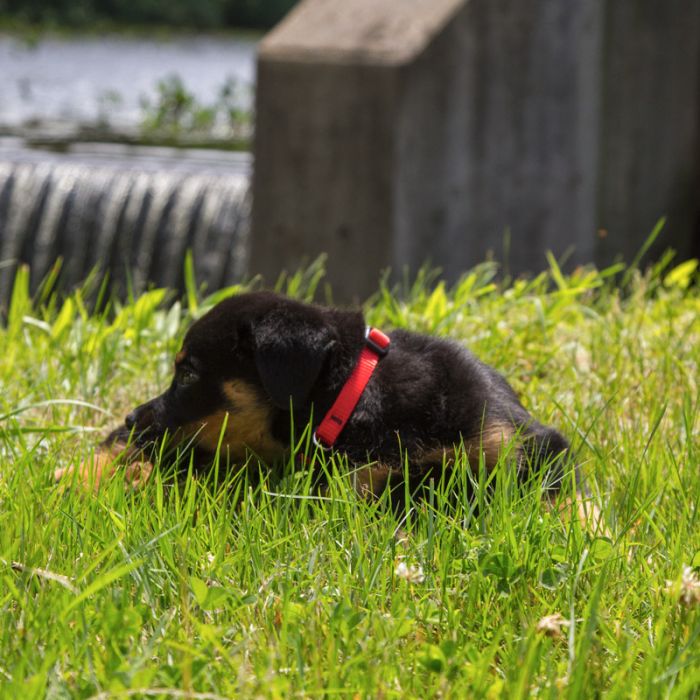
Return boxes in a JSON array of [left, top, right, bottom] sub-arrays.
[[125, 405, 154, 430], [125, 410, 138, 429]]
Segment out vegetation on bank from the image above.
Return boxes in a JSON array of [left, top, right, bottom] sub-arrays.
[[8, 74, 254, 152], [0, 251, 699, 697], [139, 74, 252, 146], [0, 0, 298, 31]]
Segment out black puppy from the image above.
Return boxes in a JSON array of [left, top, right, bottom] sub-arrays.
[[60, 291, 572, 499]]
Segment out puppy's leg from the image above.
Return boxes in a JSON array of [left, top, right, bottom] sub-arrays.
[[522, 425, 607, 534], [520, 425, 571, 494], [350, 463, 396, 500]]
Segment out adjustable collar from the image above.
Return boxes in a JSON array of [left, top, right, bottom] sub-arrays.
[[313, 326, 390, 449]]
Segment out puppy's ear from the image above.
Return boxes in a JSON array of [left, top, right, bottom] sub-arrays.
[[253, 308, 336, 409]]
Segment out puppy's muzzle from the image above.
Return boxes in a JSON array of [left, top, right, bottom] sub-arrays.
[[125, 398, 165, 442]]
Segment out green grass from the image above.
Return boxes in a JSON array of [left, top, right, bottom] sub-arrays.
[[1, 252, 699, 698]]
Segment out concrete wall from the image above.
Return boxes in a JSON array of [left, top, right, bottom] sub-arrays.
[[597, 1, 700, 264], [251, 0, 700, 299], [392, 0, 603, 279]]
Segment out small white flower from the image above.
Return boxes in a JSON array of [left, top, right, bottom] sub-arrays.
[[536, 613, 570, 639], [665, 566, 700, 607], [574, 344, 592, 373], [394, 560, 425, 584]]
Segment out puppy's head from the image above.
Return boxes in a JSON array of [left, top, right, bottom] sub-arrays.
[[125, 292, 341, 460]]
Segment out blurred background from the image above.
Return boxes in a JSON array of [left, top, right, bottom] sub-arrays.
[[1, 0, 699, 303]]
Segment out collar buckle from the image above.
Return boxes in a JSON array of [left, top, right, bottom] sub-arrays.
[[365, 326, 390, 357]]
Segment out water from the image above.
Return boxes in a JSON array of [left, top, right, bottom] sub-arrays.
[[0, 33, 258, 131], [0, 138, 252, 304]]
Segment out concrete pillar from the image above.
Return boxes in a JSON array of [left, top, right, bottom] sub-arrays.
[[251, 0, 700, 299], [251, 0, 465, 300], [596, 1, 700, 264]]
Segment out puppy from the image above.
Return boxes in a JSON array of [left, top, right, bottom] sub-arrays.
[[58, 291, 574, 504]]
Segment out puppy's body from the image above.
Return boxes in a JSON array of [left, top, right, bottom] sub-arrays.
[[65, 292, 572, 497]]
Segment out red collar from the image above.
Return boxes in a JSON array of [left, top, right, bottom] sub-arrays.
[[313, 327, 391, 449]]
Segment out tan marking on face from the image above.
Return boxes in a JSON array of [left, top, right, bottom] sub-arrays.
[[414, 421, 516, 472], [181, 379, 285, 461], [175, 350, 187, 366]]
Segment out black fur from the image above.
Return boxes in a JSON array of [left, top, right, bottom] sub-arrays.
[[120, 291, 573, 495]]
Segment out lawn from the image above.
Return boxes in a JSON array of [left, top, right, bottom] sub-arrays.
[[1, 249, 699, 698]]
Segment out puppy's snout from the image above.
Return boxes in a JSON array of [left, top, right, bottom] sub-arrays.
[[125, 404, 155, 431]]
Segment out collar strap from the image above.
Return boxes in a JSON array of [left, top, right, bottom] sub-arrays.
[[313, 327, 390, 449]]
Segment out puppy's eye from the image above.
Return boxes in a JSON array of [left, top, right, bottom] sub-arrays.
[[177, 368, 199, 387]]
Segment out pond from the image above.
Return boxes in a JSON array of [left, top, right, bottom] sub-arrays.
[[0, 32, 259, 132]]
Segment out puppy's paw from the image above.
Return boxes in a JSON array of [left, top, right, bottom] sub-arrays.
[[123, 459, 154, 489], [55, 448, 153, 493], [549, 492, 609, 537], [54, 450, 114, 491]]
